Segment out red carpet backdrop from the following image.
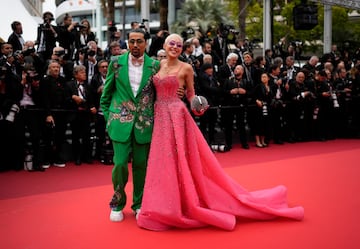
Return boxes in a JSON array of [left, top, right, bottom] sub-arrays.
[[1, 139, 359, 249]]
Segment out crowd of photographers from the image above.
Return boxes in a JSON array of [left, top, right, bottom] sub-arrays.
[[0, 12, 116, 172], [1, 12, 360, 172], [180, 25, 360, 152]]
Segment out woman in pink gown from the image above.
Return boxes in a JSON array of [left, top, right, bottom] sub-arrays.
[[137, 34, 304, 231]]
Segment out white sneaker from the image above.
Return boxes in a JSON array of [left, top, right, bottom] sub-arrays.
[[135, 209, 141, 220], [110, 209, 124, 222], [54, 161, 66, 167], [42, 163, 50, 169]]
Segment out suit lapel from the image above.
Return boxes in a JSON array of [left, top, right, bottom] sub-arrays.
[[117, 53, 136, 102], [136, 55, 154, 97]]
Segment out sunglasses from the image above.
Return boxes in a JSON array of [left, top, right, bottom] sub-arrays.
[[128, 39, 145, 45], [168, 40, 183, 48]]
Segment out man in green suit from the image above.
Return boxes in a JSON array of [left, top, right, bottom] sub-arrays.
[[100, 29, 159, 222]]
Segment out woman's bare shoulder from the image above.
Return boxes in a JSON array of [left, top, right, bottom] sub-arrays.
[[179, 61, 193, 71]]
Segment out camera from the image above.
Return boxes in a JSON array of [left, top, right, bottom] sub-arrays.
[[313, 107, 319, 120], [262, 102, 268, 116], [79, 46, 96, 57], [5, 104, 20, 123], [180, 27, 195, 40], [138, 19, 150, 40], [139, 19, 149, 29], [54, 49, 66, 57], [22, 47, 36, 56], [219, 23, 239, 40], [331, 92, 339, 108], [7, 51, 24, 62], [190, 56, 200, 66], [26, 71, 40, 83], [161, 30, 169, 39], [74, 24, 87, 30], [44, 17, 54, 23]]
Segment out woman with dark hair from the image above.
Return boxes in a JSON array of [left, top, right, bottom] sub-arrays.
[[252, 72, 273, 148], [75, 19, 96, 49]]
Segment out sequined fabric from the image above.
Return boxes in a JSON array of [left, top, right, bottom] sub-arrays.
[[137, 74, 304, 231]]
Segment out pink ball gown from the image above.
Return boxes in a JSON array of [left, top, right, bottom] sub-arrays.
[[137, 72, 304, 231]]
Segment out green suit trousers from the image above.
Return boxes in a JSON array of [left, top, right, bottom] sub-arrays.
[[110, 132, 150, 212]]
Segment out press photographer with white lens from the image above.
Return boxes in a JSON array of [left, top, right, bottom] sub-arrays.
[[0, 43, 24, 171], [16, 69, 44, 171]]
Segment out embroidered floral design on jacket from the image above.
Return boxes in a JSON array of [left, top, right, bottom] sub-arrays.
[[108, 100, 135, 124], [111, 56, 121, 79], [107, 60, 159, 133], [135, 80, 155, 131]]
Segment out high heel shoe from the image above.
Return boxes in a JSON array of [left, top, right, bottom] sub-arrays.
[[262, 143, 268, 147], [255, 143, 263, 148]]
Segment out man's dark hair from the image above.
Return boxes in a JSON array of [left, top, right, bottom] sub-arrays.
[[183, 41, 192, 50], [127, 28, 147, 40], [11, 21, 21, 31], [269, 63, 280, 73], [43, 11, 53, 19]]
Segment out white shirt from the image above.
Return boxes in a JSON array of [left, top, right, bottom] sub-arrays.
[[77, 82, 85, 99], [128, 55, 144, 97], [192, 45, 203, 57], [88, 59, 97, 84]]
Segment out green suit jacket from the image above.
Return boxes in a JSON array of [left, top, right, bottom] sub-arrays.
[[100, 52, 159, 144]]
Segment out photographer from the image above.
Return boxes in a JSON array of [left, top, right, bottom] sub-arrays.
[[334, 67, 353, 137], [7, 21, 24, 52], [36, 11, 58, 62], [234, 39, 251, 66], [17, 69, 44, 171], [213, 23, 238, 66], [0, 43, 24, 171], [287, 71, 316, 142], [75, 41, 103, 84], [74, 19, 96, 50], [268, 64, 287, 144], [22, 40, 45, 77], [104, 31, 127, 60], [281, 56, 300, 83], [39, 60, 70, 168], [217, 52, 238, 87], [315, 70, 338, 141], [197, 63, 223, 147], [49, 46, 74, 81], [277, 37, 302, 63], [222, 65, 251, 150], [179, 40, 201, 78], [66, 65, 97, 165], [57, 13, 78, 61], [148, 29, 169, 58], [90, 60, 109, 162]]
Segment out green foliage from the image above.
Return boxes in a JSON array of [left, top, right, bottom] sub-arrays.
[[174, 0, 360, 54], [243, 2, 263, 40], [171, 0, 229, 38], [253, 1, 359, 55]]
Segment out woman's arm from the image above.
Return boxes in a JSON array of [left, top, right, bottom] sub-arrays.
[[182, 62, 195, 103]]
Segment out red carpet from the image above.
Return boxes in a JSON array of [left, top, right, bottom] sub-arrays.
[[1, 139, 360, 249]]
